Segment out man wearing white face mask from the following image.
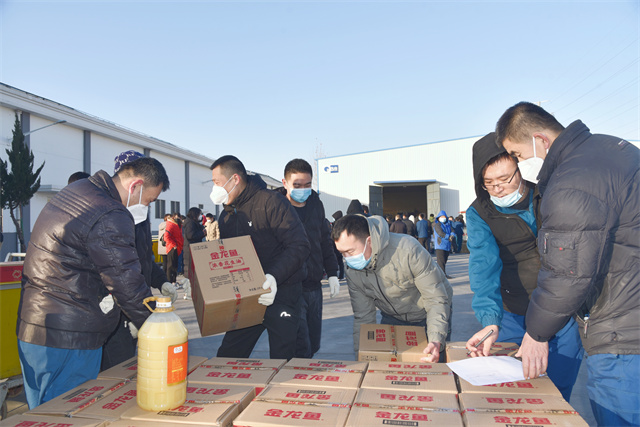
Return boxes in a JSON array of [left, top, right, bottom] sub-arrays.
[[275, 159, 340, 359], [332, 214, 452, 362], [100, 151, 178, 371], [17, 153, 170, 409], [464, 133, 583, 401], [496, 102, 640, 426], [210, 155, 310, 360]]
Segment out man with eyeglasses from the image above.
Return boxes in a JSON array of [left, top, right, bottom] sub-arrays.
[[464, 133, 583, 402]]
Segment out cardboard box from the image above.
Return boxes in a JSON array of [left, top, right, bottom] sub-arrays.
[[345, 406, 464, 427], [268, 369, 363, 390], [232, 401, 351, 427], [358, 324, 431, 362], [283, 358, 368, 373], [120, 402, 238, 426], [186, 384, 255, 411], [458, 376, 562, 397], [360, 371, 458, 394], [255, 385, 356, 407], [463, 412, 588, 427], [201, 357, 286, 371], [187, 366, 276, 390], [74, 381, 139, 421], [395, 325, 431, 362], [27, 379, 126, 416], [98, 355, 208, 381], [0, 414, 106, 426], [189, 237, 269, 337], [459, 393, 577, 414], [358, 324, 395, 361], [366, 361, 452, 375], [105, 420, 202, 427], [353, 388, 460, 412], [446, 342, 519, 363]]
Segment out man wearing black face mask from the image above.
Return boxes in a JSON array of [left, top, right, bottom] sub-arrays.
[[17, 153, 170, 409]]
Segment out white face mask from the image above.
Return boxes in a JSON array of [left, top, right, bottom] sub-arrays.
[[209, 175, 237, 205], [126, 184, 148, 225], [518, 137, 546, 184], [491, 178, 523, 208], [438, 217, 446, 223]]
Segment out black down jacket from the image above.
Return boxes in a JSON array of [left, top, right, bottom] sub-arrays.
[[219, 175, 310, 305], [526, 121, 640, 356], [17, 170, 153, 350], [274, 187, 338, 290]]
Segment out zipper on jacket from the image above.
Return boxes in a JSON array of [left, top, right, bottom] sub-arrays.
[[543, 233, 548, 254], [583, 314, 589, 338]]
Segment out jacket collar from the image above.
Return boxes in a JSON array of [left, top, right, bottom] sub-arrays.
[[537, 120, 591, 195], [224, 174, 266, 212], [88, 170, 121, 203]]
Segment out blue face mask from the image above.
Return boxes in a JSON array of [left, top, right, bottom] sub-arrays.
[[345, 238, 371, 270], [290, 188, 312, 203], [490, 179, 523, 208]]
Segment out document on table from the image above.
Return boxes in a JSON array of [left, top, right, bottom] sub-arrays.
[[447, 356, 527, 386]]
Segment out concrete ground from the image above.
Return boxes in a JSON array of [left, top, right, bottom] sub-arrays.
[[3, 253, 596, 426]]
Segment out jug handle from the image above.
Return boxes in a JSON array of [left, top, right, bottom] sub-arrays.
[[143, 296, 157, 312]]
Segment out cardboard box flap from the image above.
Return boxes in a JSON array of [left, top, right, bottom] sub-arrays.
[[201, 357, 286, 371], [463, 411, 588, 427], [458, 376, 562, 397], [360, 371, 458, 394], [366, 361, 453, 375], [73, 381, 138, 421], [27, 379, 126, 416], [98, 355, 210, 381], [186, 384, 255, 410], [459, 392, 577, 414], [345, 406, 464, 427], [120, 401, 239, 426], [354, 388, 460, 412], [232, 401, 351, 427], [187, 366, 276, 386], [255, 385, 356, 407], [269, 369, 364, 390], [0, 414, 104, 426], [283, 358, 368, 372]]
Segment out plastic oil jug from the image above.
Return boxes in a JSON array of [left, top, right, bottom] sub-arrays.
[[137, 296, 188, 411]]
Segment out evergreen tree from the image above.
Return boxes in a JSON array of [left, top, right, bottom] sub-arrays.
[[0, 113, 45, 251]]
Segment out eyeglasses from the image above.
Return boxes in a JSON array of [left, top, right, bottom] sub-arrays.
[[483, 169, 518, 191]]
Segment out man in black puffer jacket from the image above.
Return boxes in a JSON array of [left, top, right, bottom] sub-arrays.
[[497, 102, 640, 426], [275, 159, 339, 359], [210, 155, 310, 360], [17, 157, 170, 409]]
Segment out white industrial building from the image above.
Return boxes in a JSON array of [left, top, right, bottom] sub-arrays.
[[0, 83, 279, 259], [317, 137, 481, 221]]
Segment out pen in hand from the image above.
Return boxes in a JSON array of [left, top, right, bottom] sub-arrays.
[[467, 329, 494, 356]]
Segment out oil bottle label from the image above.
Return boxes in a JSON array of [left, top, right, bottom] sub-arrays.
[[167, 341, 189, 385]]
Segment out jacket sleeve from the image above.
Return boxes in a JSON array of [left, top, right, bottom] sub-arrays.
[[409, 239, 452, 344], [264, 195, 310, 286], [186, 221, 205, 243], [434, 222, 446, 238], [466, 206, 504, 328], [87, 209, 152, 329], [526, 186, 612, 342], [320, 218, 339, 278], [347, 272, 377, 352]]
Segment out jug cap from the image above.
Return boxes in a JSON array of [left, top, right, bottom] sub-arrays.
[[143, 296, 174, 313]]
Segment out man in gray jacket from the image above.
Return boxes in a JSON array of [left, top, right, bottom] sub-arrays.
[[332, 214, 452, 362]]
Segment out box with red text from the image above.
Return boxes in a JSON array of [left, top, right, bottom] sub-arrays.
[[463, 411, 588, 427], [360, 371, 457, 394], [268, 369, 363, 390], [27, 379, 126, 417], [353, 388, 460, 412], [283, 358, 368, 373], [458, 376, 562, 396], [120, 402, 238, 426], [189, 237, 269, 337], [255, 385, 356, 407], [345, 406, 464, 427], [459, 392, 577, 414], [232, 401, 350, 427]]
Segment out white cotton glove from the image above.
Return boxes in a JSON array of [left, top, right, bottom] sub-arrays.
[[128, 321, 139, 339], [258, 274, 277, 306], [161, 282, 178, 303], [99, 294, 114, 314], [328, 276, 340, 298]]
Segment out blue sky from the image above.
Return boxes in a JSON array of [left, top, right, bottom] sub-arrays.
[[1, 0, 638, 180]]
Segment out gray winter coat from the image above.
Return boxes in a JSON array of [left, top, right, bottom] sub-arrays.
[[346, 215, 453, 351]]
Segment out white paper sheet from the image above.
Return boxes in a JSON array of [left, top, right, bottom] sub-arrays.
[[446, 356, 526, 386]]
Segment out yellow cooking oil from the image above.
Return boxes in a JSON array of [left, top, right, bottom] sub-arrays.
[[137, 296, 188, 411]]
